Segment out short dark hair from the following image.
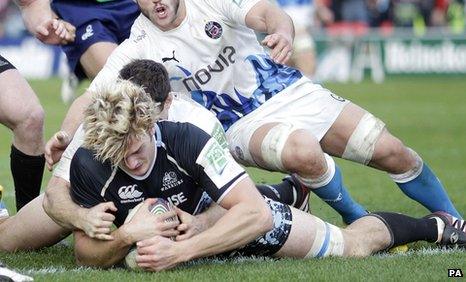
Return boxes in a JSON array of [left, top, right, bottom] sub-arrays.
[[118, 59, 171, 103]]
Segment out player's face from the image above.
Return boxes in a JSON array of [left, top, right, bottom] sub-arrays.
[[137, 0, 185, 31], [122, 133, 155, 176]]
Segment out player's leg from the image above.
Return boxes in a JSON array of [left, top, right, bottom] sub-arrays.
[[79, 42, 118, 79], [0, 59, 45, 211], [275, 207, 464, 259], [321, 102, 462, 218], [0, 194, 70, 252], [247, 123, 366, 224]]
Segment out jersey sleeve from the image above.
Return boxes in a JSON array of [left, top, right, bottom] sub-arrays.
[[205, 0, 261, 26], [69, 147, 107, 208], [161, 122, 247, 204], [53, 124, 85, 182]]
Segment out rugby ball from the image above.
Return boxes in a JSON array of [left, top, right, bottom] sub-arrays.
[[124, 198, 178, 269]]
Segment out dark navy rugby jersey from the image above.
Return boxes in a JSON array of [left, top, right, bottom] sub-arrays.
[[70, 121, 247, 227]]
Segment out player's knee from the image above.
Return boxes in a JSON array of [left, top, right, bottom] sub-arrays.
[[372, 134, 416, 174], [16, 105, 44, 138], [42, 190, 52, 215], [257, 124, 323, 174], [341, 229, 374, 257], [282, 130, 327, 177]]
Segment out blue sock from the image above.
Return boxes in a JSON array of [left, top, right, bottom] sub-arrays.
[[312, 166, 367, 224], [397, 163, 462, 219]]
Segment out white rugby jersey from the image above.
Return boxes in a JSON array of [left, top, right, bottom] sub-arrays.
[[53, 94, 227, 182], [88, 0, 307, 131]]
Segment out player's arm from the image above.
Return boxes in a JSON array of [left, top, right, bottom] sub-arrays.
[[14, 0, 75, 45], [136, 177, 273, 271], [245, 0, 294, 64], [135, 124, 273, 271], [45, 40, 141, 168], [73, 199, 179, 268], [175, 203, 226, 241], [43, 176, 117, 240], [43, 125, 117, 238]]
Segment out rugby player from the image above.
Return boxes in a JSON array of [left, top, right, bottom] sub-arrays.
[[70, 80, 465, 270], [50, 0, 462, 224], [275, 0, 333, 77], [15, 0, 75, 45], [17, 0, 139, 102], [0, 55, 45, 211], [0, 60, 306, 252]]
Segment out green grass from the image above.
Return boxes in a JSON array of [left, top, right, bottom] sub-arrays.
[[0, 77, 465, 281]]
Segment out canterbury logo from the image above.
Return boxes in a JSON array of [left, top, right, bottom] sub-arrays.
[[118, 184, 143, 200]]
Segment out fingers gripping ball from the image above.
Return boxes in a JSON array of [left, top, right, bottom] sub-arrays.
[[124, 198, 178, 269]]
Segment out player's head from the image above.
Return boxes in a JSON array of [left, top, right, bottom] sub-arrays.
[[119, 59, 171, 104], [136, 0, 185, 31], [83, 80, 160, 175]]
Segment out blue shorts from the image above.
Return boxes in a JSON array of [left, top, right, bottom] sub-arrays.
[[51, 0, 140, 79]]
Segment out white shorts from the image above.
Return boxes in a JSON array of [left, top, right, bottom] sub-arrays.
[[226, 77, 349, 166]]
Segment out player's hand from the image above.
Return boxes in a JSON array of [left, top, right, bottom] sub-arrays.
[[136, 235, 184, 271], [45, 131, 71, 171], [35, 18, 76, 45], [122, 199, 180, 244], [79, 202, 117, 241], [261, 33, 293, 65], [175, 207, 207, 241]]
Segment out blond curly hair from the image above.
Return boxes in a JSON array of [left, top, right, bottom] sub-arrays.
[[83, 79, 162, 166]]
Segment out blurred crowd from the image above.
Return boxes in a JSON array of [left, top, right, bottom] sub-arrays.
[[1, 0, 465, 39], [0, 0, 26, 39], [277, 0, 466, 30]]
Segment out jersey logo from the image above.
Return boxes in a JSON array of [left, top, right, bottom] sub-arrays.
[[81, 24, 94, 41], [161, 171, 184, 191], [133, 29, 147, 43], [118, 184, 143, 200], [162, 50, 180, 63], [205, 21, 223, 39]]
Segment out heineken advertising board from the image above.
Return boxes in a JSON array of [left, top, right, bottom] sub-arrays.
[[314, 29, 466, 82]]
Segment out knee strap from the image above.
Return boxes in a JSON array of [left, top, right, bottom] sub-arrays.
[[305, 217, 345, 258], [389, 148, 423, 183], [261, 123, 296, 171], [342, 113, 385, 165]]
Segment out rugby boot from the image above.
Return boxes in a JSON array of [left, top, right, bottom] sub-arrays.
[[283, 174, 310, 213], [426, 211, 466, 248], [0, 262, 33, 281]]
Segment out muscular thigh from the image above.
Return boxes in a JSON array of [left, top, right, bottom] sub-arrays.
[[320, 102, 367, 156], [0, 195, 70, 251], [80, 42, 118, 78], [0, 68, 41, 130], [226, 82, 348, 168]]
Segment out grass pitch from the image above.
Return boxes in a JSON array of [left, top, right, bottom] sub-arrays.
[[0, 77, 465, 281]]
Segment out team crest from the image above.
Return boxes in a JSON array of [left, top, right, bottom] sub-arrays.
[[234, 146, 244, 160], [205, 21, 223, 39]]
